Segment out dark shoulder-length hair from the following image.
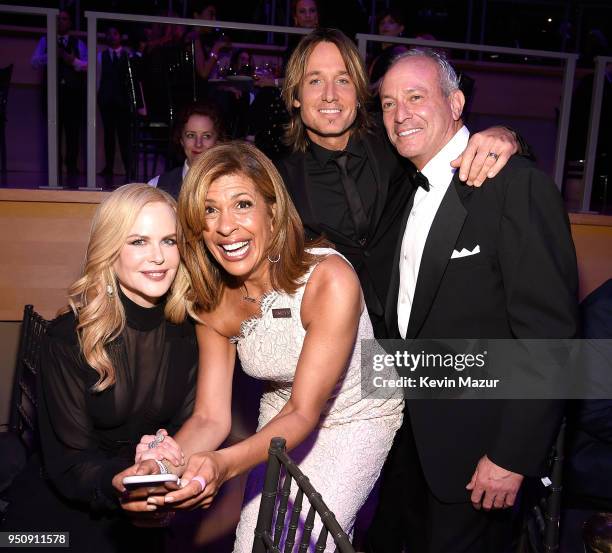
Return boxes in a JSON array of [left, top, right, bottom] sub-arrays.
[[178, 141, 320, 313], [282, 28, 373, 152]]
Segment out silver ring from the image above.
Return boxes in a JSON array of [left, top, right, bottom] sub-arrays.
[[487, 152, 499, 161], [148, 430, 166, 449]]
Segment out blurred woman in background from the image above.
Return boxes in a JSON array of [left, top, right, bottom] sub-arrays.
[[149, 101, 226, 198]]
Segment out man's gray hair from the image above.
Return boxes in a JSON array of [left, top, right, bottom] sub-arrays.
[[388, 48, 461, 96]]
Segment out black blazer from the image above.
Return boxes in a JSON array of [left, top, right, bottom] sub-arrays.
[[97, 49, 129, 108], [275, 126, 414, 337], [385, 155, 579, 502], [157, 166, 184, 200]]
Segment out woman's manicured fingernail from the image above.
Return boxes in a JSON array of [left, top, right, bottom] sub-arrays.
[[146, 505, 157, 511], [147, 497, 157, 505], [165, 496, 175, 503]]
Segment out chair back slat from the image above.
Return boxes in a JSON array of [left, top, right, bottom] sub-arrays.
[[9, 305, 49, 456], [253, 437, 356, 553], [262, 533, 281, 553], [544, 420, 566, 552], [314, 527, 328, 553], [253, 438, 285, 553], [298, 506, 316, 553], [283, 488, 303, 553], [274, 471, 293, 545]]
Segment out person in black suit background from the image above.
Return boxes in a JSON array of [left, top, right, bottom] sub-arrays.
[[367, 49, 579, 553], [97, 26, 132, 179], [276, 28, 522, 337]]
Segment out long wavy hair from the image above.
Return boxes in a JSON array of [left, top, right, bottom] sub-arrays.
[[67, 184, 191, 392], [178, 141, 320, 314], [282, 28, 373, 152]]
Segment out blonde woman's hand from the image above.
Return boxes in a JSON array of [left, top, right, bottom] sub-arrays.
[[112, 460, 179, 526], [135, 429, 185, 468]]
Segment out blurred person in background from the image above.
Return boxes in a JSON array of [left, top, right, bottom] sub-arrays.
[[369, 8, 408, 88], [149, 101, 226, 198], [97, 26, 134, 180], [31, 9, 87, 181], [293, 0, 319, 29]]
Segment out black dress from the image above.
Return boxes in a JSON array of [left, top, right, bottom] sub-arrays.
[[2, 290, 198, 552]]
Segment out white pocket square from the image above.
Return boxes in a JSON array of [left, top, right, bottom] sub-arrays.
[[450, 245, 480, 259]]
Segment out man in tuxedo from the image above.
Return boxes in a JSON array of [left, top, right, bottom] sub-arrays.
[[276, 28, 521, 337], [367, 49, 579, 552], [97, 26, 133, 179]]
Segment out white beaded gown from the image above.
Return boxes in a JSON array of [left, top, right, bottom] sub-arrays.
[[232, 248, 404, 552]]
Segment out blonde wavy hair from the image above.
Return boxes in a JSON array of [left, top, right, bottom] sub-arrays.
[[67, 183, 191, 392], [178, 141, 320, 314]]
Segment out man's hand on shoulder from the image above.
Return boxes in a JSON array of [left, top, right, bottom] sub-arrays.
[[466, 454, 524, 511], [451, 127, 519, 187]]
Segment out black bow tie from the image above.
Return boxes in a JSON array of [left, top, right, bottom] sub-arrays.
[[413, 171, 430, 192]]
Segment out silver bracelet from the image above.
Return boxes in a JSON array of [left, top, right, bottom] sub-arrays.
[[155, 459, 169, 474]]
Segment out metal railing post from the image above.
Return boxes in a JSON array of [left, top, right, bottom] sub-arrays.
[[553, 54, 578, 190], [84, 14, 99, 189], [45, 10, 59, 189], [0, 5, 60, 189], [581, 56, 612, 212]]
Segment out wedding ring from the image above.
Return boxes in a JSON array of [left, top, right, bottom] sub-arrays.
[[487, 152, 499, 161]]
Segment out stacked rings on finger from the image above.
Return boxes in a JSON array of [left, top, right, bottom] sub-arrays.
[[148, 429, 166, 449], [155, 460, 169, 474], [487, 152, 499, 161]]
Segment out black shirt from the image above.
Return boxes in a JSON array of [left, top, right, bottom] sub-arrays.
[[38, 290, 198, 509], [2, 291, 198, 552], [306, 135, 378, 242]]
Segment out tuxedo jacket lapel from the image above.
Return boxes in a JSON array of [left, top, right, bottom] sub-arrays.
[[385, 188, 417, 337], [406, 176, 468, 338]]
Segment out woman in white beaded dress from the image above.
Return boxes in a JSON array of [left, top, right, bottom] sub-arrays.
[[114, 142, 403, 551]]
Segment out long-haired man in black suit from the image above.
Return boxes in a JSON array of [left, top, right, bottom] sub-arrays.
[[276, 29, 522, 337]]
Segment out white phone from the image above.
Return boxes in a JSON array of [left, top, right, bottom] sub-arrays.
[[122, 473, 179, 489]]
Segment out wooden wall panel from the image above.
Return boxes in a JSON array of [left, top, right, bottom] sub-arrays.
[[0, 190, 107, 320], [569, 214, 612, 301], [1, 189, 611, 321]]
